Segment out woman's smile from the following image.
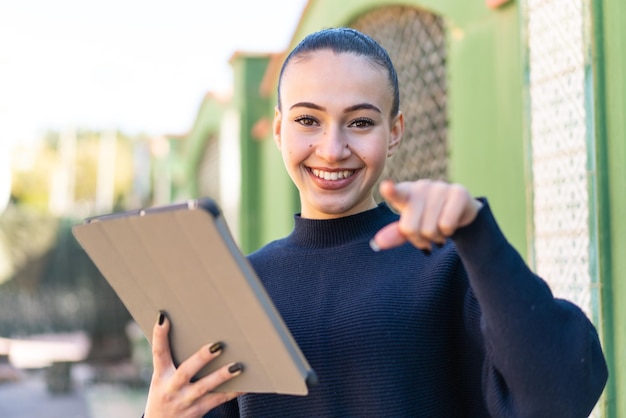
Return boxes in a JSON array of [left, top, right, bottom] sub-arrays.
[[307, 167, 359, 190]]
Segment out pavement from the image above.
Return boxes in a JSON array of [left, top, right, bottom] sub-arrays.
[[0, 367, 148, 418]]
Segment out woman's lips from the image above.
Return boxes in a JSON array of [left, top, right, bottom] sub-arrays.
[[308, 168, 358, 190]]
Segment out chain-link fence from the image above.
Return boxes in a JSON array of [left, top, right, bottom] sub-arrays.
[[526, 0, 597, 321]]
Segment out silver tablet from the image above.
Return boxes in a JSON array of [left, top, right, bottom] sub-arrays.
[[72, 198, 316, 395]]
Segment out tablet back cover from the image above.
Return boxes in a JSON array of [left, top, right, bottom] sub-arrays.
[[72, 199, 314, 395]]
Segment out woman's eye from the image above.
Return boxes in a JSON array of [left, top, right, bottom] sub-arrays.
[[294, 115, 318, 126], [349, 118, 375, 128]]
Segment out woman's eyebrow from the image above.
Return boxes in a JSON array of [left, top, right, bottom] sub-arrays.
[[289, 102, 325, 111], [344, 103, 382, 114], [289, 102, 382, 114]]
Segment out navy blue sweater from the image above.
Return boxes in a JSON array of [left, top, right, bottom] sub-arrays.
[[208, 201, 607, 417]]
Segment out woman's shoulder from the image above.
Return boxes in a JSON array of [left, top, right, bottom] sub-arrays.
[[246, 237, 291, 262]]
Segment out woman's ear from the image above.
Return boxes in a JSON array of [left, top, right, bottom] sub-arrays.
[[273, 106, 282, 149], [387, 111, 404, 157]]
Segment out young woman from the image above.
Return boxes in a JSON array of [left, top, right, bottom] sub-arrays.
[[143, 28, 607, 417]]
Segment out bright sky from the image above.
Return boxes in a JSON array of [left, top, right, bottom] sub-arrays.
[[0, 0, 308, 145]]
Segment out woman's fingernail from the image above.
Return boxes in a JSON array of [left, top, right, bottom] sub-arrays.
[[228, 362, 244, 375], [369, 238, 381, 252], [209, 342, 224, 354], [158, 311, 165, 325]]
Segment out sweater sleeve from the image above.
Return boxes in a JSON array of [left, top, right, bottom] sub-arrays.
[[451, 199, 608, 418]]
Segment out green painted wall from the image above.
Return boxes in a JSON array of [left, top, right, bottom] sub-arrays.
[[230, 55, 271, 254], [286, 0, 528, 255], [445, 5, 525, 253], [592, 0, 626, 415]]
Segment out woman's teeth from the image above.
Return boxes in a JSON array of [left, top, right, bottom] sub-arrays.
[[312, 169, 354, 181]]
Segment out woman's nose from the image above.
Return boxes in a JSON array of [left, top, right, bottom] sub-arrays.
[[315, 127, 351, 162]]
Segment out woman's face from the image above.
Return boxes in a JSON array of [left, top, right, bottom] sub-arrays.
[[274, 50, 404, 220]]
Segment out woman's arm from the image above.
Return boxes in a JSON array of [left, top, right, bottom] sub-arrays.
[[374, 180, 607, 416], [453, 201, 607, 417]]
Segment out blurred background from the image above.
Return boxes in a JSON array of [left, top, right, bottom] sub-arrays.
[[1, 0, 625, 417], [0, 1, 306, 416]]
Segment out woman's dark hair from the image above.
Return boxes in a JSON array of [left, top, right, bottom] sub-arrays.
[[277, 27, 400, 118]]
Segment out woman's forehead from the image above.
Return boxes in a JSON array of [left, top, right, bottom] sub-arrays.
[[284, 49, 380, 75], [280, 50, 393, 109]]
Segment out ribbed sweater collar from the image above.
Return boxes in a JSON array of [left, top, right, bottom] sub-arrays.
[[285, 202, 398, 249]]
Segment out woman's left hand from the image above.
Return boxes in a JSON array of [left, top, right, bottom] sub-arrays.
[[372, 179, 483, 252]]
